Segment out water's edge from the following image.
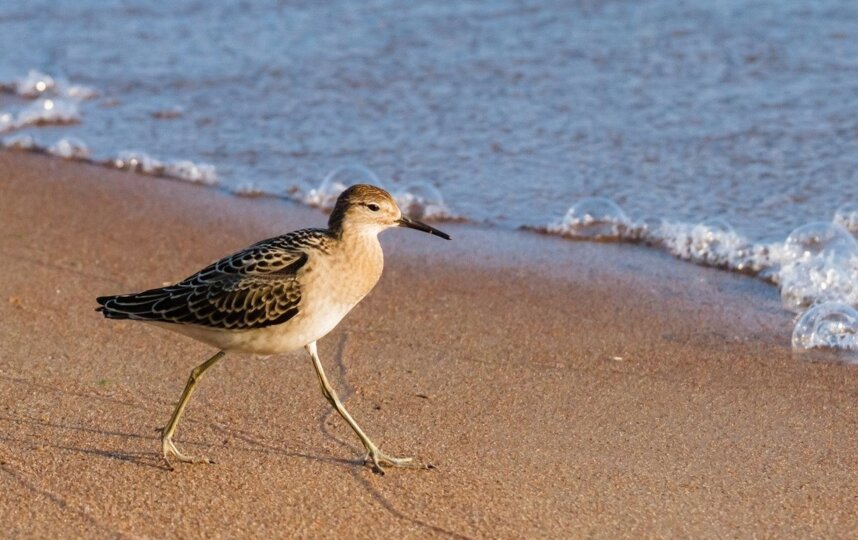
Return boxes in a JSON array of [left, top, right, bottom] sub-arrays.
[[3, 67, 858, 358]]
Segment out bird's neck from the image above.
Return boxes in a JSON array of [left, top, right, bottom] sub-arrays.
[[338, 225, 383, 256], [331, 226, 384, 303]]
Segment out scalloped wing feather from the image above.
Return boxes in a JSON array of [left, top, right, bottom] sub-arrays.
[[96, 229, 333, 330]]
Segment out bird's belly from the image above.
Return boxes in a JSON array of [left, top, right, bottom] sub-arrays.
[[245, 302, 354, 353], [153, 301, 355, 355]]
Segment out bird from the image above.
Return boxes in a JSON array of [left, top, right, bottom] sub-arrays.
[[96, 184, 450, 473]]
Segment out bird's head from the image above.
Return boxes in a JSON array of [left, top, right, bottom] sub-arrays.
[[328, 184, 450, 240]]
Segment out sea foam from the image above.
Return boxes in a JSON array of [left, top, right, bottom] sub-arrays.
[[0, 98, 81, 133], [304, 165, 383, 209], [1, 70, 97, 101], [110, 151, 218, 185], [48, 137, 90, 160], [0, 70, 94, 134], [792, 303, 858, 361], [304, 165, 457, 221], [539, 198, 858, 356]]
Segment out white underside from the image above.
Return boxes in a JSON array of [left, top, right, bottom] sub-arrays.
[[148, 300, 355, 355]]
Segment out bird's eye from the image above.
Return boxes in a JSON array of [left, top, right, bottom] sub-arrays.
[[367, 203, 380, 212]]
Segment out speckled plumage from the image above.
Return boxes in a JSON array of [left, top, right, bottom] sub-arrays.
[[96, 228, 333, 331], [95, 183, 450, 471]]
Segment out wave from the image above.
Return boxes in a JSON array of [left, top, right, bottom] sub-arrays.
[[0, 70, 96, 134], [302, 164, 461, 221], [105, 150, 218, 186], [530, 197, 858, 359], [0, 98, 81, 133], [0, 69, 97, 101], [1, 134, 218, 186]]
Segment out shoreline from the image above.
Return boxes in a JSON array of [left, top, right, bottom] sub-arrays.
[[2, 150, 858, 537], [5, 144, 848, 313]]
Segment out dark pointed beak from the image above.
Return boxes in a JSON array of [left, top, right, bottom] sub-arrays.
[[397, 216, 451, 240]]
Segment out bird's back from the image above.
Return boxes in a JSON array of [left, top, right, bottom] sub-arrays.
[[96, 228, 334, 331]]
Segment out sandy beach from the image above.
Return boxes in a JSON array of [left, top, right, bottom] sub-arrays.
[[2, 150, 858, 538]]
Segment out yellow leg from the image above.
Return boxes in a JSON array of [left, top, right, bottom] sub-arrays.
[[305, 341, 414, 474], [161, 350, 225, 467]]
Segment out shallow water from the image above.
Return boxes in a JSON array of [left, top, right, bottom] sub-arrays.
[[2, 0, 858, 239]]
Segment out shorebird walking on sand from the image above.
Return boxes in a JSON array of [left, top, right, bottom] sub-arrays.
[[96, 184, 450, 473]]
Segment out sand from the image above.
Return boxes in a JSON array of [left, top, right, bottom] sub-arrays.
[[2, 150, 858, 538]]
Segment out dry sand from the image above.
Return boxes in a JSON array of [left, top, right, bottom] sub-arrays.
[[1, 150, 858, 538]]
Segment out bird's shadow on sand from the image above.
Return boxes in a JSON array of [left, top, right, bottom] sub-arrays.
[[0, 413, 357, 473], [0, 345, 468, 539], [0, 416, 171, 471], [309, 334, 468, 539]]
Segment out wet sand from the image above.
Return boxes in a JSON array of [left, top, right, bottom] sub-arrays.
[[2, 150, 858, 538]]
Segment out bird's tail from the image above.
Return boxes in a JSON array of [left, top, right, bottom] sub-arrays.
[[95, 295, 131, 320]]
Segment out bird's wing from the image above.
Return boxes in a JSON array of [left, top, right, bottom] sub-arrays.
[[96, 229, 332, 330]]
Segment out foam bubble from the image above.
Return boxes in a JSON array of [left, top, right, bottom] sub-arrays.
[[15, 98, 81, 129], [775, 223, 858, 311], [792, 302, 858, 358], [14, 70, 56, 98], [48, 137, 90, 160], [394, 183, 453, 220], [112, 151, 165, 175], [304, 165, 382, 210], [781, 222, 858, 263], [834, 204, 858, 236], [778, 256, 858, 311], [652, 218, 754, 268], [551, 197, 631, 240], [165, 160, 218, 186]]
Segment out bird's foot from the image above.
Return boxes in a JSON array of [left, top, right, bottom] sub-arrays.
[[162, 434, 213, 468], [363, 446, 417, 475]]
